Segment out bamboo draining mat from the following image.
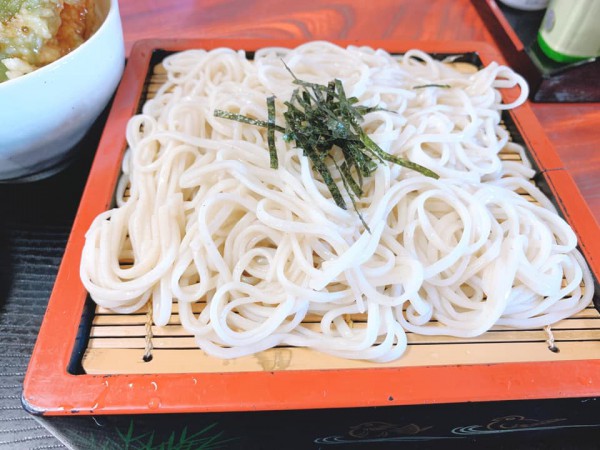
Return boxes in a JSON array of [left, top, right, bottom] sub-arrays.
[[82, 60, 600, 375], [83, 303, 599, 374]]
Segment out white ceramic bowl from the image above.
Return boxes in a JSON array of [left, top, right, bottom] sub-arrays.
[[0, 0, 125, 182]]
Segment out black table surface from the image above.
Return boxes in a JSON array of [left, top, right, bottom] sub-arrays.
[[0, 109, 108, 449]]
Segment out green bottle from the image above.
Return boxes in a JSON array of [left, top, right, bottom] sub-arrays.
[[537, 0, 600, 63]]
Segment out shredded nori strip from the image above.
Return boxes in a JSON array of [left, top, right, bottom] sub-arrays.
[[412, 83, 451, 89], [266, 95, 278, 169], [213, 109, 285, 132], [214, 64, 438, 229]]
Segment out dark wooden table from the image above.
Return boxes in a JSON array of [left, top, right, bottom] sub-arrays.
[[1, 1, 598, 448]]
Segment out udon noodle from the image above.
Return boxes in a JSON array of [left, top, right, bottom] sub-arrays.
[[80, 42, 593, 362]]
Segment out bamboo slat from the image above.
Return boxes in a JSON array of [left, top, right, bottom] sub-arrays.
[[83, 340, 600, 375]]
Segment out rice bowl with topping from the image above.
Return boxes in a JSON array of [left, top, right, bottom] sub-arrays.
[[0, 0, 123, 181], [0, 0, 99, 82]]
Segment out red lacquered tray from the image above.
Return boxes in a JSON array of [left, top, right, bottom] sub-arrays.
[[23, 39, 600, 416]]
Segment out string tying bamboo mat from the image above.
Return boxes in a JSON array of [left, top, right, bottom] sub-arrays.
[[81, 59, 600, 375]]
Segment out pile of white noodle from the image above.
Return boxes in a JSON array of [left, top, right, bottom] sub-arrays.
[[80, 42, 593, 362]]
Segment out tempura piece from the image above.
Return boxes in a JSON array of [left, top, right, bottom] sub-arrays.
[[0, 0, 94, 81]]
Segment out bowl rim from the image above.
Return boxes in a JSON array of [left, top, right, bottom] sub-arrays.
[[0, 0, 120, 89]]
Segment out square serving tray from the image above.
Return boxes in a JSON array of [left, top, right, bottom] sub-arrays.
[[23, 39, 600, 416]]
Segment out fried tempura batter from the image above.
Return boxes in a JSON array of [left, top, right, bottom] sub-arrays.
[[0, 0, 94, 81]]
